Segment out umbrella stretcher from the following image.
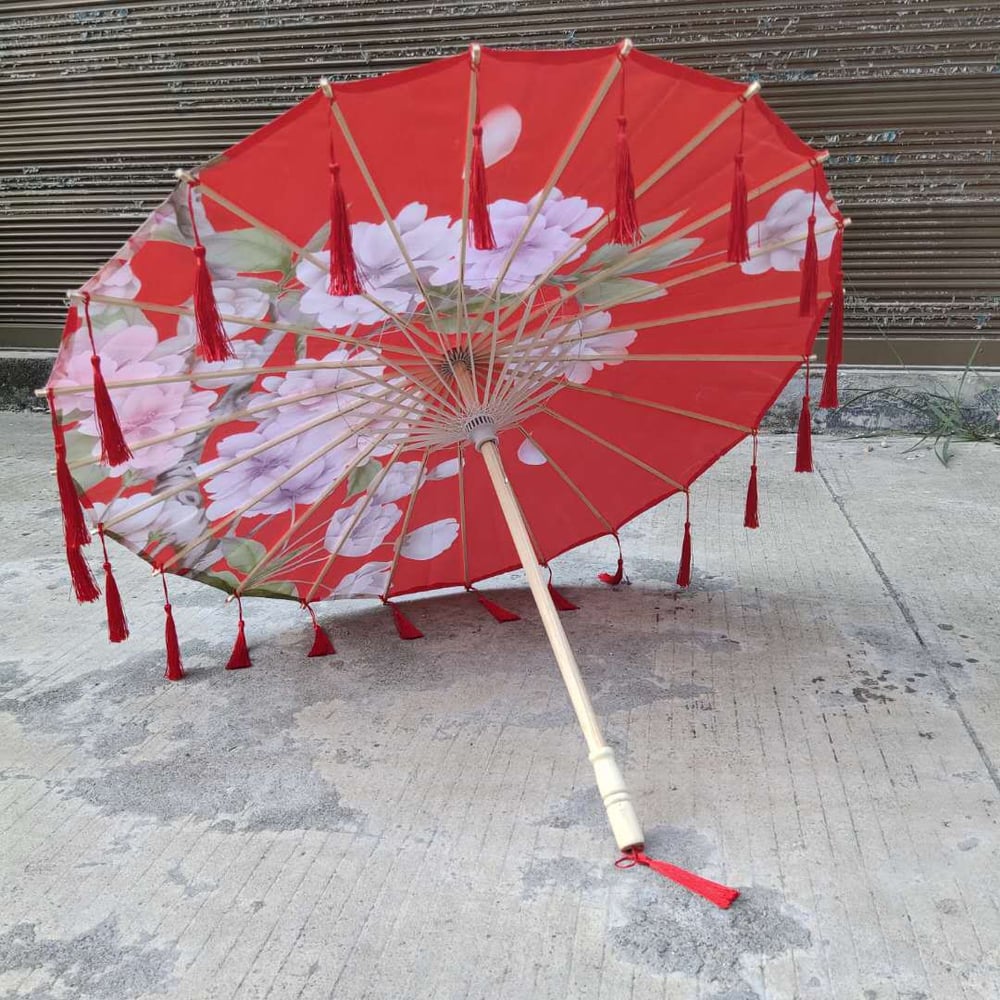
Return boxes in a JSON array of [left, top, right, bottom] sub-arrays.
[[42, 42, 846, 907]]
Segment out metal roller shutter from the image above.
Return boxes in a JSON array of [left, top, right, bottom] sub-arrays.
[[2, 0, 998, 361]]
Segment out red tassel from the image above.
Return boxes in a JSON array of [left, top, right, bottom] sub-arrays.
[[547, 583, 578, 612], [325, 91, 365, 296], [820, 248, 844, 409], [598, 536, 626, 585], [226, 598, 252, 669], [67, 541, 101, 604], [598, 556, 624, 586], [796, 392, 814, 473], [799, 214, 819, 317], [99, 526, 128, 643], [303, 602, 336, 656], [469, 124, 497, 251], [744, 433, 759, 529], [617, 849, 739, 909], [80, 295, 132, 466], [161, 574, 184, 681], [185, 186, 235, 363], [387, 601, 423, 640], [726, 108, 749, 263], [473, 589, 520, 623], [676, 522, 692, 588], [49, 390, 90, 551]]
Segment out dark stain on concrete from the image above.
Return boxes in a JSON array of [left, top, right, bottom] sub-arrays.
[[0, 918, 177, 999]]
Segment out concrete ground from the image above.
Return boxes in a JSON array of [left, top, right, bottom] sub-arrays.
[[1, 411, 998, 1000]]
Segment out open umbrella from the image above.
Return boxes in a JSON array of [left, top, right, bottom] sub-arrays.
[[42, 41, 845, 907]]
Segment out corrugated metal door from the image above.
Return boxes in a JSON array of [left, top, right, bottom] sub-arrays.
[[2, 0, 998, 361]]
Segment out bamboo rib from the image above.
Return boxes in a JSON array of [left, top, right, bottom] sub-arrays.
[[516, 428, 617, 537], [101, 394, 389, 530], [458, 50, 479, 400], [504, 158, 838, 356], [164, 426, 394, 571], [493, 82, 763, 331], [539, 406, 684, 491], [68, 375, 415, 471], [179, 174, 465, 401], [504, 218, 845, 366], [300, 445, 408, 603], [456, 443, 470, 588], [60, 290, 424, 360], [381, 449, 432, 601], [469, 50, 624, 331], [499, 295, 828, 360]]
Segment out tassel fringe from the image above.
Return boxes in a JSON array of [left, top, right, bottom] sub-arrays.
[[325, 89, 364, 296], [726, 153, 749, 263], [676, 494, 693, 588], [799, 213, 819, 316], [162, 574, 184, 681], [469, 124, 496, 250], [744, 434, 760, 529], [611, 117, 640, 245], [473, 589, 520, 623], [49, 391, 91, 551], [226, 600, 252, 670], [99, 527, 128, 643], [67, 542, 101, 604], [387, 601, 423, 640], [185, 185, 235, 362], [598, 555, 625, 586], [303, 603, 336, 656], [617, 849, 739, 909], [90, 355, 133, 466], [796, 393, 814, 473], [820, 249, 845, 409], [548, 582, 578, 612]]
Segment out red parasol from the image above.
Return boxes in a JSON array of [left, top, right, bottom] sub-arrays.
[[43, 41, 845, 906]]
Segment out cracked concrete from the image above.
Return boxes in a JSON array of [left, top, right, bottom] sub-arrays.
[[2, 413, 1000, 999]]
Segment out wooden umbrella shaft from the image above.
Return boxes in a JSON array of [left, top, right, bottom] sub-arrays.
[[477, 436, 644, 851]]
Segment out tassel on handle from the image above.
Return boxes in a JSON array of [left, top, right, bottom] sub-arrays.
[[83, 294, 133, 466], [185, 183, 235, 363], [99, 525, 129, 643], [616, 849, 739, 909], [226, 596, 252, 669], [726, 106, 749, 263], [820, 237, 845, 409], [162, 573, 184, 681], [744, 432, 760, 529], [303, 602, 336, 657], [323, 82, 365, 296]]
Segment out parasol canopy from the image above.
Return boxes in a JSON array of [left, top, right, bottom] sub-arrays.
[[43, 41, 845, 906]]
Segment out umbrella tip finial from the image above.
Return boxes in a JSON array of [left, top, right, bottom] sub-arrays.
[[742, 80, 762, 101], [318, 76, 333, 97], [619, 38, 633, 57], [470, 43, 481, 67]]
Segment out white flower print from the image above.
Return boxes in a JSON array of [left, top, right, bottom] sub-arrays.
[[324, 497, 402, 557], [741, 189, 837, 275], [433, 188, 603, 293], [481, 105, 521, 167], [400, 518, 460, 560], [190, 332, 282, 389], [86, 258, 141, 303], [333, 561, 391, 598], [369, 461, 425, 505], [517, 439, 547, 466], [200, 425, 361, 520], [426, 457, 460, 481], [512, 311, 637, 385], [297, 203, 457, 328], [83, 382, 217, 477], [91, 492, 202, 551]]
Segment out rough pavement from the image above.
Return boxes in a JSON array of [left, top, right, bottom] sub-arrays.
[[1, 412, 998, 999]]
